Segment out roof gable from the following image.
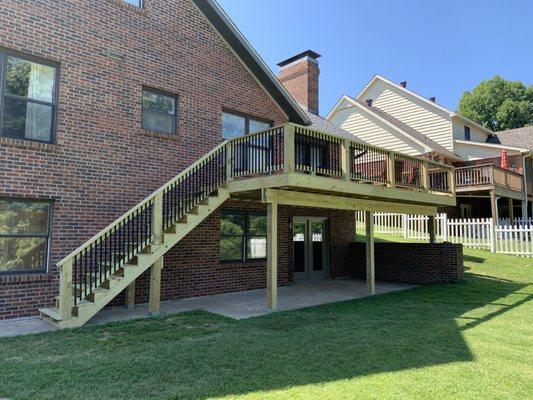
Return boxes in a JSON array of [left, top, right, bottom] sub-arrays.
[[190, 0, 310, 125]]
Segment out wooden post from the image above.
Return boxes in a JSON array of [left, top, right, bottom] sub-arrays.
[[365, 211, 375, 295], [59, 260, 74, 321], [521, 200, 528, 220], [267, 201, 278, 311], [428, 215, 436, 243], [225, 143, 233, 182], [387, 151, 396, 188], [422, 161, 430, 192], [152, 192, 163, 245], [149, 257, 163, 317], [490, 190, 499, 222], [448, 168, 456, 194], [508, 197, 514, 224], [341, 139, 351, 181], [125, 282, 135, 310], [283, 124, 295, 174]]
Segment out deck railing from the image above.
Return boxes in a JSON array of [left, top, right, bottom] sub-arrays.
[[227, 123, 455, 195], [455, 164, 524, 192]]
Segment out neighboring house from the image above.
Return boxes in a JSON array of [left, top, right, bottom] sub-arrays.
[[327, 75, 532, 220], [0, 1, 456, 327]]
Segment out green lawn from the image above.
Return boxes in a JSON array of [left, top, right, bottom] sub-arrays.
[[0, 240, 532, 400]]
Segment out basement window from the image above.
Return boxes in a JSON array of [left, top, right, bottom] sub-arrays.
[[0, 199, 51, 274], [220, 210, 267, 263]]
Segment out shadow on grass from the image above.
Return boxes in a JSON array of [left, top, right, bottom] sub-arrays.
[[0, 274, 528, 400]]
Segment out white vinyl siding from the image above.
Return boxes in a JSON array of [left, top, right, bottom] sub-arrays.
[[360, 80, 454, 151], [330, 107, 426, 156], [452, 121, 489, 143]]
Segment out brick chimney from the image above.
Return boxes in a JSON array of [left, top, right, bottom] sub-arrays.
[[277, 50, 321, 115]]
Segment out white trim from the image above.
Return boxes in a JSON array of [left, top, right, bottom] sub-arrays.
[[279, 56, 318, 70], [455, 139, 529, 153]]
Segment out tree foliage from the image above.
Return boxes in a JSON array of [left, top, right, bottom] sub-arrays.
[[458, 76, 533, 132]]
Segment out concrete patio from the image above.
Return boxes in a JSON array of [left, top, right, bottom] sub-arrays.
[[0, 278, 416, 338]]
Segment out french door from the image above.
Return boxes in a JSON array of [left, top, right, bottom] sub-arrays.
[[293, 217, 328, 280]]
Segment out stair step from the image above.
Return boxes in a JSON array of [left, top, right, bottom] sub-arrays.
[[39, 307, 62, 322]]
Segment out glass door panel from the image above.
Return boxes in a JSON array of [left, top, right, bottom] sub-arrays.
[[311, 222, 325, 272], [293, 222, 306, 275]]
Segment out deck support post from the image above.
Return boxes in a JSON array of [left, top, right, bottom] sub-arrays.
[[428, 215, 436, 243], [521, 200, 528, 220], [341, 139, 351, 181], [508, 197, 514, 224], [267, 201, 278, 311], [283, 124, 295, 174], [149, 257, 163, 317], [365, 211, 376, 295], [126, 282, 135, 310], [490, 190, 499, 222]]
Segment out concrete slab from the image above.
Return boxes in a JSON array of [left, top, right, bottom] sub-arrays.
[[0, 279, 416, 338]]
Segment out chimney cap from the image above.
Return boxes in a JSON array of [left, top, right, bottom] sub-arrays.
[[277, 50, 322, 67], [400, 81, 407, 88]]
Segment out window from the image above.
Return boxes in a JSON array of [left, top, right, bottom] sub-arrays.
[[222, 111, 272, 139], [141, 88, 177, 134], [123, 0, 143, 7], [0, 51, 58, 143], [0, 199, 51, 274], [220, 210, 267, 262], [464, 126, 471, 141]]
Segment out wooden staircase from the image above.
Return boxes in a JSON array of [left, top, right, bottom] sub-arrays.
[[39, 142, 229, 328]]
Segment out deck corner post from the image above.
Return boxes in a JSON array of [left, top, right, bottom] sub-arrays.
[[422, 160, 430, 192], [149, 257, 163, 317], [59, 260, 74, 321], [267, 201, 278, 311], [365, 210, 376, 295], [126, 282, 136, 310], [283, 123, 296, 174]]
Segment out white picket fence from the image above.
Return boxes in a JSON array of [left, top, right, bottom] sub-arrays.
[[355, 212, 533, 257]]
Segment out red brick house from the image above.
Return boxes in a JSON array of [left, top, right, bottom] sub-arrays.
[[0, 0, 457, 327]]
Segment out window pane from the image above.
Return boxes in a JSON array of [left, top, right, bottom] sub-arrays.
[[247, 237, 266, 259], [0, 200, 50, 235], [6, 57, 56, 103], [142, 90, 175, 115], [141, 111, 175, 134], [222, 113, 245, 139], [220, 236, 243, 261], [248, 214, 267, 236], [0, 237, 47, 272], [2, 98, 53, 142], [221, 213, 244, 236], [249, 119, 271, 133]]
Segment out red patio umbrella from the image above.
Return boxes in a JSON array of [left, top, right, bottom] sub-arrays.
[[500, 149, 509, 169]]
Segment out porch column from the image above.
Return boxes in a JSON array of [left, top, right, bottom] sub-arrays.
[[365, 211, 376, 295], [428, 215, 436, 243], [267, 202, 278, 311], [508, 198, 514, 223], [149, 257, 163, 317]]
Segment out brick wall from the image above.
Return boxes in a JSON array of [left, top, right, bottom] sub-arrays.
[[350, 242, 464, 284], [0, 0, 289, 319]]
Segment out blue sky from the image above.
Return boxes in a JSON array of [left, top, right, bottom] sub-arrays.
[[218, 0, 533, 117]]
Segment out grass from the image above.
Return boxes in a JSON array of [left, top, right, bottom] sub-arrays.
[[0, 238, 532, 400]]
